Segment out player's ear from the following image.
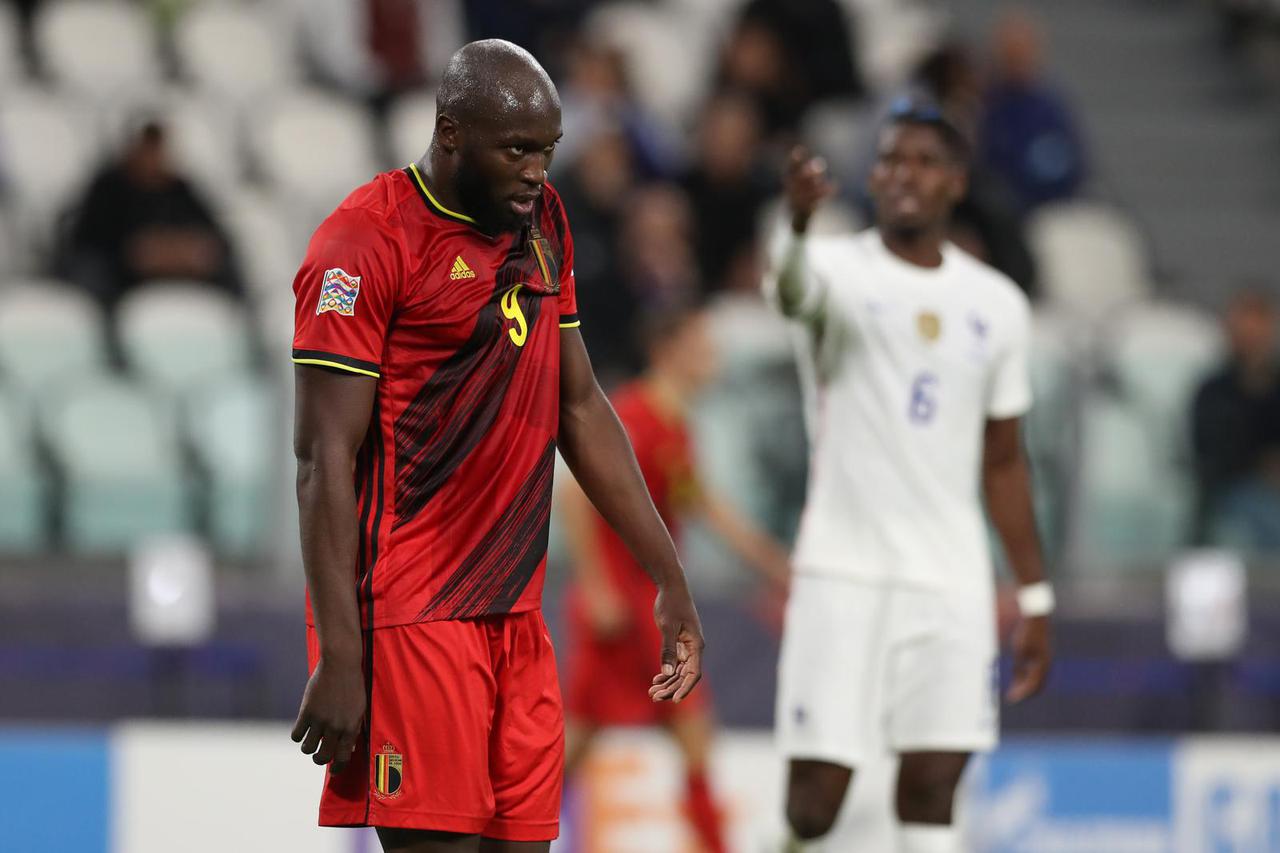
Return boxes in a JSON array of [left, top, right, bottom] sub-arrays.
[[436, 114, 461, 155]]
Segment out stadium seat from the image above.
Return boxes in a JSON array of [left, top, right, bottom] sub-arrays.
[[157, 93, 244, 196], [1076, 394, 1192, 566], [116, 282, 254, 392], [0, 2, 26, 89], [221, 190, 305, 303], [174, 2, 296, 103], [185, 375, 277, 556], [387, 91, 438, 168], [1028, 202, 1154, 322], [34, 0, 160, 98], [0, 88, 99, 262], [1102, 300, 1223, 464], [41, 375, 190, 554], [0, 281, 108, 393], [248, 88, 379, 219], [0, 386, 48, 551]]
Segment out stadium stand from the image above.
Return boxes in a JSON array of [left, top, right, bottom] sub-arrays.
[[41, 374, 190, 553], [115, 281, 255, 393], [0, 384, 47, 551], [0, 281, 109, 392], [34, 0, 160, 99]]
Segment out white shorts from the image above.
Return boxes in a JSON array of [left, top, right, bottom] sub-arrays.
[[775, 573, 998, 768]]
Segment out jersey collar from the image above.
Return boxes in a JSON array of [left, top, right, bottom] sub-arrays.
[[405, 162, 478, 226]]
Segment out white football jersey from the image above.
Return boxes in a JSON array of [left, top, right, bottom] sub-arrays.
[[765, 228, 1032, 592]]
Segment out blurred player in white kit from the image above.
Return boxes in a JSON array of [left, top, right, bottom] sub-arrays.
[[765, 98, 1055, 852]]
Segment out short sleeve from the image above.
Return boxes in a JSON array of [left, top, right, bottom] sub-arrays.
[[555, 205, 579, 329], [987, 295, 1033, 419], [291, 207, 402, 378]]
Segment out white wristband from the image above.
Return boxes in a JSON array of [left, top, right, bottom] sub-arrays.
[[1016, 582, 1055, 617]]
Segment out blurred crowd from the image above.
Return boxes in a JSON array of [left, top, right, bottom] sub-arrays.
[[0, 0, 1278, 576]]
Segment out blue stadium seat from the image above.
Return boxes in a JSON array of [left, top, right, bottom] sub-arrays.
[[41, 375, 191, 554]]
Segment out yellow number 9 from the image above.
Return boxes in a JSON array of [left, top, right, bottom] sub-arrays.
[[500, 284, 527, 347]]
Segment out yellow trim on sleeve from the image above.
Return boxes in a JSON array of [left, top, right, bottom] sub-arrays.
[[558, 320, 582, 329], [407, 162, 477, 224], [291, 357, 380, 378]]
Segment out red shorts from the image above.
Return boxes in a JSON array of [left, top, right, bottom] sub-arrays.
[[564, 589, 709, 726], [308, 610, 564, 841]]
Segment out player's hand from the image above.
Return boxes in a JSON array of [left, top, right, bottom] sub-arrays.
[[648, 581, 705, 703], [291, 656, 366, 773], [1006, 615, 1052, 703], [784, 145, 836, 234], [585, 579, 629, 639]]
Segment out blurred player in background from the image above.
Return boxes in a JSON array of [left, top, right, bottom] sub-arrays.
[[765, 99, 1054, 852], [559, 303, 791, 853], [289, 39, 704, 853]]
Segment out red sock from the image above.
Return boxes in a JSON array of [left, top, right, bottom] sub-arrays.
[[685, 768, 727, 853]]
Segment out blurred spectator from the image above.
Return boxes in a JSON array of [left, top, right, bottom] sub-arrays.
[[296, 0, 465, 107], [580, 184, 699, 386], [1192, 288, 1280, 548], [681, 93, 774, 295], [60, 121, 241, 310], [719, 0, 863, 135], [461, 0, 590, 74], [979, 9, 1088, 212], [715, 13, 801, 135], [556, 124, 640, 384], [861, 46, 1038, 294], [555, 39, 674, 178]]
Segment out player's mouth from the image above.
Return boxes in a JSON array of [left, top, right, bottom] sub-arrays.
[[509, 194, 539, 217]]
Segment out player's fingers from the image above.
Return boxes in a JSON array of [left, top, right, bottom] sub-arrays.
[[299, 723, 325, 756], [672, 667, 702, 703], [328, 730, 360, 774], [787, 145, 812, 171], [659, 638, 678, 678], [290, 713, 310, 743]]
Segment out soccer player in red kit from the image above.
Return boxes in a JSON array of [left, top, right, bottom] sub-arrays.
[[560, 305, 790, 853], [288, 40, 705, 853]]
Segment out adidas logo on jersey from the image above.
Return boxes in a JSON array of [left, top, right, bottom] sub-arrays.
[[450, 256, 476, 280]]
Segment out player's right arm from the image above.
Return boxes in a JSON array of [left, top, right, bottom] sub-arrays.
[[291, 367, 374, 772], [766, 146, 837, 321], [288, 203, 403, 771]]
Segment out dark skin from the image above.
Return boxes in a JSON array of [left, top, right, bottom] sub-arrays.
[[290, 40, 703, 853], [781, 125, 1052, 839]]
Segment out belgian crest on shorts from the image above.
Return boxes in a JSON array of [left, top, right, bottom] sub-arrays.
[[373, 743, 403, 798], [316, 268, 362, 316]]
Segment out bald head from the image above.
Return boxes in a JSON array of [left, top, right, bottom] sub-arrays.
[[436, 39, 559, 128]]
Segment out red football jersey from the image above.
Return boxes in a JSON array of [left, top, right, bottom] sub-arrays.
[[591, 383, 701, 602], [293, 165, 578, 628]]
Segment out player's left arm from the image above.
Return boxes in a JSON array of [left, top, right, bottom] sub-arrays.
[[982, 416, 1052, 703], [559, 329, 706, 703]]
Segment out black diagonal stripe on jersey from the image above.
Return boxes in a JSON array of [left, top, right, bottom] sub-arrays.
[[414, 440, 555, 622], [361, 397, 386, 619], [392, 297, 543, 529], [392, 243, 544, 530]]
